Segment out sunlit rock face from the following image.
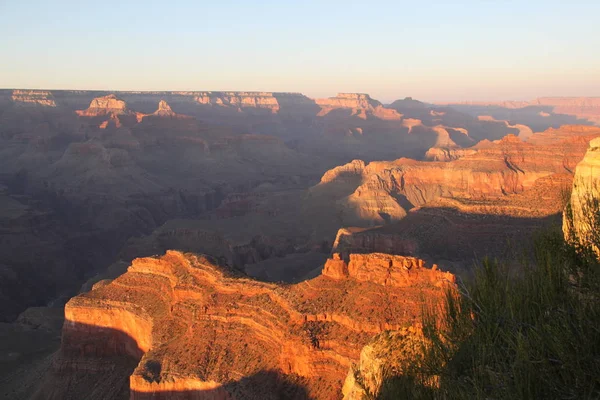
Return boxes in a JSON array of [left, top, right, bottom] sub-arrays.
[[11, 90, 57, 107], [315, 93, 402, 120], [341, 328, 428, 400], [152, 100, 176, 117], [564, 136, 600, 252], [315, 93, 382, 110], [313, 131, 595, 228], [194, 91, 282, 112], [76, 94, 130, 117], [52, 250, 454, 399]]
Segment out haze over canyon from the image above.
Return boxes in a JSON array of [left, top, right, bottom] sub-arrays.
[[0, 87, 599, 399]]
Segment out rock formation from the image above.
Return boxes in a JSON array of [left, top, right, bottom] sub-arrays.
[[564, 136, 600, 252], [315, 93, 402, 120], [194, 91, 282, 112], [152, 100, 177, 117], [312, 132, 592, 228], [341, 328, 427, 399], [76, 94, 131, 117], [48, 250, 454, 399]]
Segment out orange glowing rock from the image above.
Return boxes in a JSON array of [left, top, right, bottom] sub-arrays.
[[56, 250, 454, 399]]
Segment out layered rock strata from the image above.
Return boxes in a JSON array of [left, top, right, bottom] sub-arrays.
[[55, 250, 454, 399], [313, 130, 598, 227]]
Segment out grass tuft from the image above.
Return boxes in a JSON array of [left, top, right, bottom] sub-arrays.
[[379, 206, 600, 399]]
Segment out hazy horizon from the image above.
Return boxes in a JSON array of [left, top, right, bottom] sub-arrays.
[[1, 0, 599, 103]]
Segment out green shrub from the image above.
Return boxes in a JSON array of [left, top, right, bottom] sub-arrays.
[[380, 225, 600, 399]]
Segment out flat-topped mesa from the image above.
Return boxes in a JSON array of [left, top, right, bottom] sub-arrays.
[[57, 250, 454, 399], [194, 91, 282, 112], [316, 93, 381, 109], [76, 94, 130, 117], [11, 89, 57, 107]]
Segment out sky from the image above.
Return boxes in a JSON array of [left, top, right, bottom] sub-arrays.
[[1, 0, 599, 102]]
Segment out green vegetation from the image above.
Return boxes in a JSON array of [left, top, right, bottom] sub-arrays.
[[380, 224, 600, 399]]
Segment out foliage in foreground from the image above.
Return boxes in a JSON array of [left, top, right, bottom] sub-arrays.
[[380, 227, 600, 399]]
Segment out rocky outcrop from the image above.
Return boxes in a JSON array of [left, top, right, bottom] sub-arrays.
[[341, 328, 428, 399], [52, 250, 454, 399], [151, 100, 177, 117], [323, 252, 453, 287], [564, 136, 600, 252], [75, 94, 147, 128], [138, 100, 193, 122], [76, 94, 130, 117]]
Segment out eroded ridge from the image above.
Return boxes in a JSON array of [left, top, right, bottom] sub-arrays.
[[59, 250, 454, 399]]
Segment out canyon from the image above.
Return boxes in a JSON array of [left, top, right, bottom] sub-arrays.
[[1, 89, 600, 399]]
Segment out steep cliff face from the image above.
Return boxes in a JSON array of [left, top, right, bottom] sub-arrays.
[[312, 131, 597, 228], [564, 136, 600, 251], [51, 250, 454, 399]]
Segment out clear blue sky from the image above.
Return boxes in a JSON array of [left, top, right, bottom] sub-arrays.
[[1, 0, 599, 102]]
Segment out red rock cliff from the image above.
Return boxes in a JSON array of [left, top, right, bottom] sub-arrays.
[[58, 250, 454, 399]]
